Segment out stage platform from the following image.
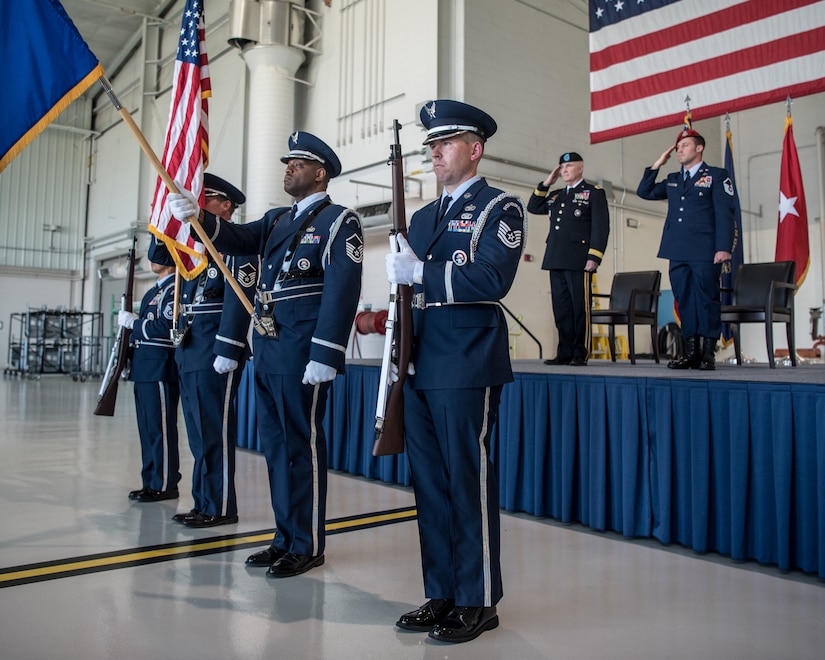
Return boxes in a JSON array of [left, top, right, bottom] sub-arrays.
[[236, 359, 825, 579]]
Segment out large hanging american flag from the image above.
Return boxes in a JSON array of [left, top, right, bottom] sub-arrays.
[[148, 0, 211, 279], [589, 0, 825, 144]]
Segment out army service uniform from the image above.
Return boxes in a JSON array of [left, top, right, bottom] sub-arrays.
[[528, 179, 609, 364]]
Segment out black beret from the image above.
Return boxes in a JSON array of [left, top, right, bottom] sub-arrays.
[[559, 152, 583, 165]]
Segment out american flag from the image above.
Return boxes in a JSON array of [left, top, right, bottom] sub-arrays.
[[589, 0, 825, 144], [148, 0, 211, 279]]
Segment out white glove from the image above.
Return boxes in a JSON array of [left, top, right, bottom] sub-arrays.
[[167, 188, 199, 222], [389, 361, 415, 384], [118, 310, 138, 329], [385, 234, 423, 285], [213, 356, 239, 374], [302, 360, 337, 385]]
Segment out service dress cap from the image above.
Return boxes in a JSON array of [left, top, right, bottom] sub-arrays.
[[148, 237, 175, 266], [419, 99, 497, 145], [559, 152, 583, 165], [203, 172, 245, 206], [280, 131, 342, 178]]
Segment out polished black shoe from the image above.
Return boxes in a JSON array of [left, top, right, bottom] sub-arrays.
[[396, 599, 455, 632], [543, 357, 571, 365], [172, 508, 200, 523], [181, 512, 238, 528], [697, 337, 717, 371], [428, 606, 499, 643], [246, 547, 287, 567], [667, 336, 700, 369], [136, 488, 179, 503], [265, 552, 324, 578], [128, 487, 151, 501], [569, 357, 588, 366]]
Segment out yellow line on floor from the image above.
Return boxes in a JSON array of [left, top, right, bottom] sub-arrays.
[[0, 507, 417, 586]]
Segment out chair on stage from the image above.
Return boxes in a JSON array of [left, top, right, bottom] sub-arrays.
[[720, 261, 797, 369], [590, 270, 661, 364]]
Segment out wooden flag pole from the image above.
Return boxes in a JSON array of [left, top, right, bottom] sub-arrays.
[[97, 76, 269, 333]]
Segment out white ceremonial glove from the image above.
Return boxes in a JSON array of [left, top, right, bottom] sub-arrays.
[[385, 234, 423, 285], [167, 188, 199, 222], [302, 360, 337, 385], [213, 356, 239, 374], [118, 310, 138, 329], [388, 361, 415, 384]]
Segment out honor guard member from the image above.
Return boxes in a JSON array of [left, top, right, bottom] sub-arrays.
[[168, 132, 363, 576], [385, 100, 526, 643], [527, 152, 609, 366], [120, 239, 180, 503], [637, 128, 735, 370], [172, 173, 257, 528]]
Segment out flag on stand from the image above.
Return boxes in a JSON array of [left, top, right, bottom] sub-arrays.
[[0, 0, 104, 173], [589, 0, 825, 143], [720, 123, 744, 346], [775, 113, 810, 288], [148, 0, 211, 280]]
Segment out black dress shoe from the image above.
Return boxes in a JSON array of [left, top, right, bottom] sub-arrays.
[[265, 552, 324, 578], [172, 508, 200, 523], [428, 606, 499, 643], [246, 547, 287, 567], [396, 599, 455, 632], [182, 512, 238, 528], [128, 487, 151, 501], [136, 488, 179, 503], [543, 357, 571, 365], [569, 357, 588, 366]]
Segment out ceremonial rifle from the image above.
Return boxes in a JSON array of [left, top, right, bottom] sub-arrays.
[[372, 120, 413, 456], [94, 235, 136, 416]]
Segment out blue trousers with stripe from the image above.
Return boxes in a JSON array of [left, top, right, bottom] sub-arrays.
[[133, 381, 180, 492], [254, 372, 330, 557], [404, 384, 504, 607]]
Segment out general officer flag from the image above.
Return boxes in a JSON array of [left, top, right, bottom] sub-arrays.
[[720, 124, 744, 346], [775, 113, 810, 288], [589, 0, 825, 143], [0, 0, 104, 173], [147, 0, 211, 280]]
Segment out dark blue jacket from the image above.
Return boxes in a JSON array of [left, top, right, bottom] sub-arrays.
[[406, 179, 526, 389], [527, 179, 610, 271], [198, 196, 363, 375], [129, 275, 177, 383], [175, 254, 257, 373], [637, 163, 736, 262]]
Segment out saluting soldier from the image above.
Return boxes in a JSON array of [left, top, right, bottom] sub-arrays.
[[528, 152, 610, 366], [385, 100, 526, 643], [120, 239, 180, 503], [168, 132, 363, 577], [172, 174, 257, 528], [637, 128, 735, 370]]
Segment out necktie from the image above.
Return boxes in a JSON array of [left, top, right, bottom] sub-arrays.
[[438, 195, 452, 221], [683, 170, 689, 182], [290, 204, 298, 221]]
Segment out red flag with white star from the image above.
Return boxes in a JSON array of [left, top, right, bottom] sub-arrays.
[[774, 115, 809, 288]]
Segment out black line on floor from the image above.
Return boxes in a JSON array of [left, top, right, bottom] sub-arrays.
[[0, 506, 417, 588]]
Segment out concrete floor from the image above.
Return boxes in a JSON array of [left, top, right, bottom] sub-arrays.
[[1, 375, 823, 660]]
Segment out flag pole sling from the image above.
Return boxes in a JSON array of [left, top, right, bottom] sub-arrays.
[[97, 75, 256, 320]]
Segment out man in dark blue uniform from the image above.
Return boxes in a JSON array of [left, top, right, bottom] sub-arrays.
[[168, 132, 362, 576], [637, 128, 735, 370], [385, 100, 526, 643], [528, 152, 609, 366], [121, 239, 180, 502], [172, 174, 257, 528]]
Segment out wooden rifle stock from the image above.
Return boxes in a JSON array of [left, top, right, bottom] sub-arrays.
[[94, 236, 137, 416], [373, 120, 413, 456]]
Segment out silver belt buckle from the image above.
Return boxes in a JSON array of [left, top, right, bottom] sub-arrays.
[[412, 293, 426, 310]]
